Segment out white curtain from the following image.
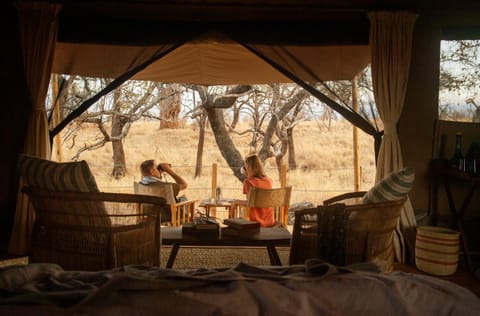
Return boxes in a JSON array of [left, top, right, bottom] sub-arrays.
[[8, 1, 61, 255], [368, 11, 418, 263]]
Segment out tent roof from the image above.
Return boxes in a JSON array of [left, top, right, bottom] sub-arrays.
[[52, 0, 480, 84], [53, 36, 370, 84], [53, 1, 374, 84]]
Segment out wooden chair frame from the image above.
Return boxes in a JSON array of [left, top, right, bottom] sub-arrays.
[[134, 181, 196, 226], [233, 186, 292, 227]]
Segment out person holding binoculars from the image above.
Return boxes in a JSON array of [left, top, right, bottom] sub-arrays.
[[139, 159, 188, 202]]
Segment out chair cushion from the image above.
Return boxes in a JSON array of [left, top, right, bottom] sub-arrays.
[[18, 154, 99, 192], [361, 167, 414, 204]]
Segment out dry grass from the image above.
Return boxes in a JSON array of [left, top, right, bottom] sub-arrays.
[[57, 120, 375, 208]]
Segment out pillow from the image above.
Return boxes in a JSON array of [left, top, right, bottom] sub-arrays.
[[18, 154, 100, 192], [361, 167, 414, 204]]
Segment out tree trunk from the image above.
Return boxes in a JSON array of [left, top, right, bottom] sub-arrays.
[[195, 112, 207, 178], [259, 89, 309, 161], [111, 91, 127, 179], [287, 127, 297, 169], [111, 137, 127, 179], [206, 107, 245, 181], [474, 107, 480, 123], [111, 115, 127, 178], [159, 83, 182, 129], [229, 103, 240, 131]]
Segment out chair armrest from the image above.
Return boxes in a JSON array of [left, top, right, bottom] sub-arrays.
[[323, 191, 367, 205], [23, 186, 167, 205], [173, 199, 198, 207], [23, 186, 168, 228]]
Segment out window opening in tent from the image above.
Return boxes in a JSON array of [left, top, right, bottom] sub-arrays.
[[439, 40, 480, 123]]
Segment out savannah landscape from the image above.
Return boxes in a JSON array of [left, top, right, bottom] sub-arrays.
[[58, 119, 376, 212]]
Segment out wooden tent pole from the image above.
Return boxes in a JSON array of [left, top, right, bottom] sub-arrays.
[[352, 75, 361, 191], [51, 74, 62, 162], [211, 163, 217, 198]]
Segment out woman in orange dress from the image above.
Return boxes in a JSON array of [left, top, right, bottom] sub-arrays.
[[241, 154, 274, 227]]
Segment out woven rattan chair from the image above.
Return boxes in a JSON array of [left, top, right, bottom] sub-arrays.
[[17, 154, 167, 271], [133, 181, 196, 226], [289, 197, 406, 272], [232, 186, 292, 227], [322, 191, 367, 206], [23, 187, 166, 271]]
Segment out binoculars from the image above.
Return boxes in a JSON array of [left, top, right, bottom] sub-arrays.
[[157, 163, 172, 172]]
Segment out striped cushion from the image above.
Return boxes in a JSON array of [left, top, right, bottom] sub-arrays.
[[18, 154, 99, 192], [361, 167, 414, 204]]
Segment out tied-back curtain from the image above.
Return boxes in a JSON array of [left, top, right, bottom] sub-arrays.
[[17, 1, 60, 157], [9, 1, 61, 255], [368, 11, 418, 263]]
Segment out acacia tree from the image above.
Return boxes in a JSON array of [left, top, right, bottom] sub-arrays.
[[188, 84, 309, 182], [255, 85, 309, 173], [439, 40, 480, 121], [183, 86, 209, 178], [50, 70, 372, 181], [51, 76, 175, 178], [159, 83, 183, 128], [189, 85, 253, 180]]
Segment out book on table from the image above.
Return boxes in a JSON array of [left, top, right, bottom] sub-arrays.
[[182, 217, 219, 234], [223, 218, 260, 230], [221, 226, 260, 237]]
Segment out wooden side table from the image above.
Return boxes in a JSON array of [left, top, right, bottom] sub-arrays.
[[199, 198, 236, 218], [430, 160, 480, 273]]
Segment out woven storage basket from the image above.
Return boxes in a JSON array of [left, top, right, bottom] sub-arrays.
[[415, 226, 460, 276]]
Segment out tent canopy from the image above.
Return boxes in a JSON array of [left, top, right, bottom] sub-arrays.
[[53, 31, 371, 85]]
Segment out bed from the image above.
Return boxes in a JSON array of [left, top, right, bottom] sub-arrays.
[[0, 259, 479, 315]]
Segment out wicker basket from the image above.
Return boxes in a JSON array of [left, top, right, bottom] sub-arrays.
[[415, 226, 460, 276]]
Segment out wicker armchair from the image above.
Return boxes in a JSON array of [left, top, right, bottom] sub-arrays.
[[23, 186, 166, 271], [322, 191, 367, 206], [289, 197, 406, 272], [17, 154, 167, 271]]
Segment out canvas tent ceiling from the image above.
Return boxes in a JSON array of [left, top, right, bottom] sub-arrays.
[[53, 33, 371, 85], [53, 0, 480, 86]]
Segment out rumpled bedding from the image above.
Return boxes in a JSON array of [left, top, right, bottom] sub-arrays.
[[0, 259, 478, 316]]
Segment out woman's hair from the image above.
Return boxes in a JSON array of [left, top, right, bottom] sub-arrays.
[[245, 154, 266, 178], [140, 159, 155, 176]]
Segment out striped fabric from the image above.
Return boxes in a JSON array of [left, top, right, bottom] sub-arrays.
[[361, 167, 414, 204], [18, 154, 100, 192]]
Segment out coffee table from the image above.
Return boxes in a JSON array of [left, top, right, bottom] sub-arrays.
[[161, 227, 291, 268]]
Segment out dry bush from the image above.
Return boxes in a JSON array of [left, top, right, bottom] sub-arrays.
[[58, 120, 376, 207]]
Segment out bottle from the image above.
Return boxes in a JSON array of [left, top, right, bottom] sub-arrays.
[[215, 186, 222, 201], [449, 132, 465, 171], [466, 142, 480, 176]]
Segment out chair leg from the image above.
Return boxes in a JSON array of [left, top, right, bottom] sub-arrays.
[[171, 206, 177, 227]]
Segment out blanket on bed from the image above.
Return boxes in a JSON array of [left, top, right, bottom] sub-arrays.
[[0, 259, 478, 315]]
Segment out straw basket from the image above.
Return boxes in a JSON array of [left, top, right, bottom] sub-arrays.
[[415, 226, 460, 276]]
